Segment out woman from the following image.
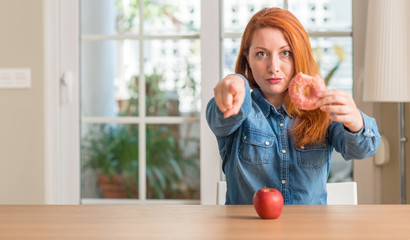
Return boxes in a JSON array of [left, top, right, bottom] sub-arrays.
[[206, 8, 380, 205]]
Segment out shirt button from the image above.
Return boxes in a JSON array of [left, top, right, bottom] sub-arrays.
[[280, 123, 284, 127], [243, 136, 247, 140], [265, 141, 270, 146], [281, 180, 286, 184], [282, 149, 286, 154]]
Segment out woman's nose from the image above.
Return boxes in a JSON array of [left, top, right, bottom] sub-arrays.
[[267, 56, 280, 73]]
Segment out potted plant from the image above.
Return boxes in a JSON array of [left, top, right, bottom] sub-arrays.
[[82, 123, 199, 199], [82, 124, 139, 198]]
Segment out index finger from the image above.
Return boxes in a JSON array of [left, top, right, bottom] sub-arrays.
[[316, 89, 349, 98]]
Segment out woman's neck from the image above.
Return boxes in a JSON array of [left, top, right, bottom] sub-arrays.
[[264, 93, 285, 108]]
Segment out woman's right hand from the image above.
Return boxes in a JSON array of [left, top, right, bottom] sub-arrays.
[[214, 74, 246, 118]]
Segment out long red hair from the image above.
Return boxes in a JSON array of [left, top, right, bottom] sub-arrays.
[[235, 8, 330, 147]]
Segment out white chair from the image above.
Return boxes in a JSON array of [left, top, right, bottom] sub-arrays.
[[216, 181, 358, 205], [216, 181, 227, 205], [326, 181, 358, 205]]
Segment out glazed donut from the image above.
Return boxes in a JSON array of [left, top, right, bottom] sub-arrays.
[[288, 72, 326, 110]]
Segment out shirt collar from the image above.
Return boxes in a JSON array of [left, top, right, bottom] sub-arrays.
[[251, 88, 293, 119]]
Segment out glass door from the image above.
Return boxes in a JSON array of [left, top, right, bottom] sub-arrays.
[[80, 0, 201, 203]]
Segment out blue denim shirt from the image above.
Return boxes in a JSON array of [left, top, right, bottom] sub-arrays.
[[206, 75, 381, 205]]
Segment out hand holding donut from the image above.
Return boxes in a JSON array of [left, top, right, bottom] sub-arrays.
[[214, 74, 246, 118], [289, 72, 363, 132], [315, 89, 364, 132]]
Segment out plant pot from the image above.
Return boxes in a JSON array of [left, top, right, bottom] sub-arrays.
[[97, 174, 138, 199]]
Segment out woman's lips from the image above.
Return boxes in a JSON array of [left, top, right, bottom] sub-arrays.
[[267, 78, 282, 84]]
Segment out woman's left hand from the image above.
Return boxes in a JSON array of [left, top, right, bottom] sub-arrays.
[[315, 89, 364, 132]]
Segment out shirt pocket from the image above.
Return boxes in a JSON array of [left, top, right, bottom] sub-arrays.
[[238, 130, 274, 165], [296, 144, 329, 169]]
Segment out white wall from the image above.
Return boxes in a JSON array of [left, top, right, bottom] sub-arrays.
[[0, 0, 45, 204]]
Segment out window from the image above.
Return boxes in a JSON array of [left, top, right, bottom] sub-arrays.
[[80, 0, 201, 203]]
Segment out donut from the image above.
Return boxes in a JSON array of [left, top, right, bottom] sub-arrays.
[[288, 72, 326, 110]]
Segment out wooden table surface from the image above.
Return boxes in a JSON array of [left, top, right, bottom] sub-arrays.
[[0, 204, 409, 239]]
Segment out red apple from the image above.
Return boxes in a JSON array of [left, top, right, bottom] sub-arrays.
[[253, 186, 284, 219]]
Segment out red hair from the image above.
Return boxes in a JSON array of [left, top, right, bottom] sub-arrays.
[[235, 8, 330, 147]]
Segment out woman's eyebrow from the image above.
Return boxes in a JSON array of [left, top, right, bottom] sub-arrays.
[[252, 45, 290, 50], [279, 45, 290, 49], [253, 46, 268, 51]]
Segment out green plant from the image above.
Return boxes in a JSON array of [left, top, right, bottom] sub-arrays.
[[119, 70, 169, 117], [145, 124, 199, 199], [82, 124, 139, 198]]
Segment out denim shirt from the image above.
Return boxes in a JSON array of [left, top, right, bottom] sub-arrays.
[[206, 75, 381, 205]]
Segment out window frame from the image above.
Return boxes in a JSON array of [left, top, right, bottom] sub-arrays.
[[44, 0, 81, 204]]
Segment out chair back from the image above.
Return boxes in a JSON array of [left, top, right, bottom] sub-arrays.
[[326, 181, 358, 205]]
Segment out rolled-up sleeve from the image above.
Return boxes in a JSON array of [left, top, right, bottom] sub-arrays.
[[329, 111, 381, 160]]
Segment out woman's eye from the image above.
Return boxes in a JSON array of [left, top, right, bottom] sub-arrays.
[[256, 52, 266, 58], [282, 50, 292, 57]]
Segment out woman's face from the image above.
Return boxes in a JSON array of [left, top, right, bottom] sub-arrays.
[[247, 27, 294, 106]]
